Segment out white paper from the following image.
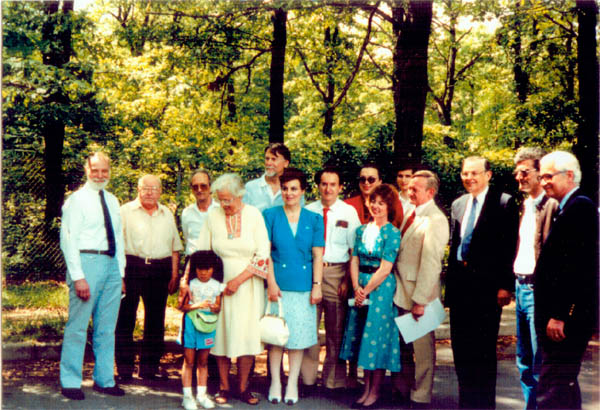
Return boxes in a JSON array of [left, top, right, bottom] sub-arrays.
[[348, 298, 372, 307], [394, 298, 446, 343]]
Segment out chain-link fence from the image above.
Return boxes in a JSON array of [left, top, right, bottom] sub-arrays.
[[3, 151, 66, 281]]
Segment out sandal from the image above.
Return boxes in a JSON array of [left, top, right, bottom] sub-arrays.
[[214, 389, 230, 405], [239, 390, 260, 406]]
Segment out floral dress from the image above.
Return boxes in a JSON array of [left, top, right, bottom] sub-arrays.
[[339, 222, 402, 371]]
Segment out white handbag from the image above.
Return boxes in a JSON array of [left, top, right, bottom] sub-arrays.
[[259, 299, 290, 347]]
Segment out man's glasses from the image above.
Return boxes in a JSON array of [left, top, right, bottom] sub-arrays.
[[140, 187, 160, 193], [540, 171, 566, 182], [513, 168, 535, 178], [460, 170, 485, 178], [192, 183, 210, 191], [359, 176, 378, 184]]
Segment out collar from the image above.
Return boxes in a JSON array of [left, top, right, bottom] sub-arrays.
[[132, 197, 164, 214], [559, 186, 578, 210], [319, 198, 341, 211], [415, 199, 434, 216], [471, 185, 489, 205]]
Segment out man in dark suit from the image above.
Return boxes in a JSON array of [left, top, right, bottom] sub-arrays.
[[534, 151, 599, 409], [446, 156, 519, 408]]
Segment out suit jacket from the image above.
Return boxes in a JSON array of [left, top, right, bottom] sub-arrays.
[[345, 194, 404, 228], [533, 189, 599, 338], [263, 206, 324, 292], [445, 188, 519, 308], [514, 194, 559, 265], [394, 201, 450, 310]]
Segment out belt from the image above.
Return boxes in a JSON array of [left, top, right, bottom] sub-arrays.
[[359, 265, 378, 274], [516, 274, 534, 285], [80, 249, 112, 256], [126, 255, 171, 267], [323, 262, 346, 267]]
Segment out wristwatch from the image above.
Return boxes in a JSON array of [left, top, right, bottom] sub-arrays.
[[312, 281, 321, 285]]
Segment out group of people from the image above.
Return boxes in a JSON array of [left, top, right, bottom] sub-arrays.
[[58, 142, 597, 410]]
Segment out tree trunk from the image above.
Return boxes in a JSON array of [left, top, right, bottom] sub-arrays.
[[41, 0, 73, 229], [269, 8, 287, 143], [322, 26, 336, 138], [574, 0, 599, 203], [391, 0, 433, 165]]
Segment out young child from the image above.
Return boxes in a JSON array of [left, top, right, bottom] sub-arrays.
[[178, 250, 225, 410]]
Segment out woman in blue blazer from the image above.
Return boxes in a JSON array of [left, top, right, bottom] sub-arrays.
[[263, 168, 324, 405]]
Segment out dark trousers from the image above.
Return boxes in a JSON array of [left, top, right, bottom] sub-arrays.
[[536, 329, 591, 409], [450, 300, 502, 409], [115, 258, 171, 376]]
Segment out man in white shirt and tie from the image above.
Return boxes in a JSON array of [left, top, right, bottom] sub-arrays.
[[59, 152, 126, 400], [512, 147, 558, 409], [301, 167, 361, 393]]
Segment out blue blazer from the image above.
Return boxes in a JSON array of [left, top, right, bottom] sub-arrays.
[[263, 206, 325, 292]]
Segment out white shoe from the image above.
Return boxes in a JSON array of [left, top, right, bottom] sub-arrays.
[[182, 395, 198, 410], [268, 382, 282, 404], [197, 396, 215, 409]]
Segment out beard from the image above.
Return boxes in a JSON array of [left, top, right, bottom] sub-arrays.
[[88, 179, 109, 191], [265, 169, 277, 177]]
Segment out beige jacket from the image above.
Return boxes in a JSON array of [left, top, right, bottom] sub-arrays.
[[394, 201, 450, 310]]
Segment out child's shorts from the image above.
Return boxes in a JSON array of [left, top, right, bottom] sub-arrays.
[[178, 313, 216, 349]]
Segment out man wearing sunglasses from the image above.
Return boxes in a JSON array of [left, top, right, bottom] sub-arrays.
[[181, 170, 219, 256], [533, 151, 598, 409], [512, 147, 558, 409], [345, 163, 404, 227]]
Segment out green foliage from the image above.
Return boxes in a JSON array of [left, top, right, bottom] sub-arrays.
[[2, 281, 69, 310]]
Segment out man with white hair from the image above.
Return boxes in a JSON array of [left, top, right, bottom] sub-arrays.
[[59, 152, 126, 400], [116, 174, 183, 381], [534, 151, 599, 409]]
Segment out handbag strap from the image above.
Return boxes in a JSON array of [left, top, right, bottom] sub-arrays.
[[265, 298, 285, 318]]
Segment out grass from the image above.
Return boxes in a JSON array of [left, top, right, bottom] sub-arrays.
[[2, 280, 182, 344]]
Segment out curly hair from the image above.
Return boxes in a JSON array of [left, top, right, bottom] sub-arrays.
[[369, 184, 397, 222]]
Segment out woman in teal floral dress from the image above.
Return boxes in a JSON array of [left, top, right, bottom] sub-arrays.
[[340, 184, 401, 408]]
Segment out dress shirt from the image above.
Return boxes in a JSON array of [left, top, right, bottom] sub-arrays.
[[181, 201, 219, 255], [457, 186, 489, 261], [414, 199, 434, 216], [60, 182, 126, 281], [558, 186, 578, 211], [399, 193, 416, 216], [513, 192, 545, 275], [120, 198, 183, 259], [306, 199, 361, 263], [243, 174, 304, 211]]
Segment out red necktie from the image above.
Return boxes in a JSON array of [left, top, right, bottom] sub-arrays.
[[323, 207, 330, 253], [401, 211, 416, 237]]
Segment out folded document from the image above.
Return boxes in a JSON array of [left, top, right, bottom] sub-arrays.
[[394, 298, 446, 343]]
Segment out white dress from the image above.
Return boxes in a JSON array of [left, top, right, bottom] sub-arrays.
[[195, 205, 270, 358]]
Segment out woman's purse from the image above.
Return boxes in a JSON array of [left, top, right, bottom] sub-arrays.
[[259, 299, 290, 346], [187, 310, 218, 333]]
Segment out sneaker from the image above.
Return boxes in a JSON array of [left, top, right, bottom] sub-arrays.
[[182, 395, 198, 410], [197, 395, 215, 409]]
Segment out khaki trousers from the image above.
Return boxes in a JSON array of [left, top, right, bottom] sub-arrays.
[[301, 264, 348, 389], [394, 311, 436, 403]]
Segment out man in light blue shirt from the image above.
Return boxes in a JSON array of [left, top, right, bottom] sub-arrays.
[[243, 143, 291, 211], [181, 169, 218, 256], [59, 152, 126, 400]]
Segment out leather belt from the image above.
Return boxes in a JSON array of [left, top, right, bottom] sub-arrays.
[[126, 255, 171, 267], [516, 274, 534, 285], [359, 265, 378, 274], [323, 262, 346, 267], [80, 249, 111, 256]]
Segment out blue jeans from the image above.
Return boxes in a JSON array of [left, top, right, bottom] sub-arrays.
[[60, 254, 122, 388], [515, 280, 541, 409]]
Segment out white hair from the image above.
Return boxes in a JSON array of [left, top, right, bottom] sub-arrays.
[[137, 174, 162, 188], [540, 151, 581, 185], [211, 173, 245, 198]]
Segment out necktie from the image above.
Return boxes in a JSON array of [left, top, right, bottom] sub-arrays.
[[401, 211, 416, 237], [323, 207, 330, 253], [460, 197, 477, 260], [99, 190, 116, 257]]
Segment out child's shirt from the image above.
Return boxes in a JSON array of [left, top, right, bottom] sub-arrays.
[[189, 278, 225, 312]]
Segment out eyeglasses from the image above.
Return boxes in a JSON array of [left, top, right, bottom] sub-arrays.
[[219, 198, 234, 206], [540, 171, 566, 182], [191, 183, 210, 191], [460, 170, 485, 178], [513, 168, 535, 178], [140, 187, 160, 193], [359, 176, 378, 184]]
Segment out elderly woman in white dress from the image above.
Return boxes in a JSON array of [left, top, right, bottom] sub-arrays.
[[181, 173, 269, 406]]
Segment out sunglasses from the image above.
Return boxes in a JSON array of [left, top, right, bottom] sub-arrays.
[[192, 183, 210, 191], [359, 176, 378, 184]]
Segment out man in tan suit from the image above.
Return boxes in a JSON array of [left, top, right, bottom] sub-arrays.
[[392, 170, 449, 408]]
